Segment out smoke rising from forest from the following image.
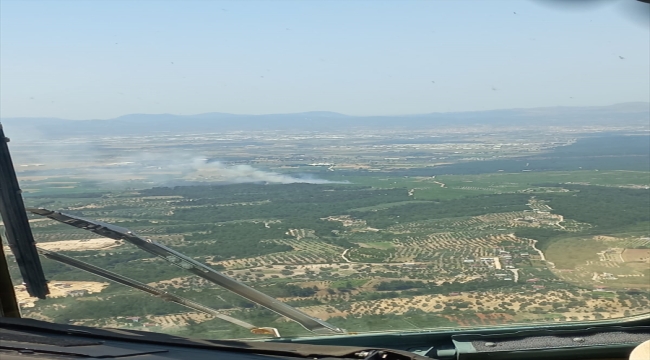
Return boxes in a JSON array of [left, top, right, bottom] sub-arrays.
[[13, 148, 345, 187], [181, 158, 344, 185]]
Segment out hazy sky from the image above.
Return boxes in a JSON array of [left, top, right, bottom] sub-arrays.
[[1, 0, 648, 119]]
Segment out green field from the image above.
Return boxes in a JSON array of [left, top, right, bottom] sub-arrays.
[[545, 237, 609, 270], [438, 170, 650, 190], [323, 170, 650, 201], [349, 201, 433, 212], [545, 230, 650, 289]]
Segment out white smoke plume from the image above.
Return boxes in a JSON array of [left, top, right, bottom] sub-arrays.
[[179, 158, 344, 185], [16, 149, 345, 187]]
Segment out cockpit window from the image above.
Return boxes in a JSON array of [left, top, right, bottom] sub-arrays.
[[1, 0, 648, 340]]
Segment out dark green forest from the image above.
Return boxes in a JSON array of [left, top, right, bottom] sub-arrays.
[[538, 184, 650, 231], [18, 178, 649, 286], [350, 193, 531, 228], [515, 184, 650, 250]]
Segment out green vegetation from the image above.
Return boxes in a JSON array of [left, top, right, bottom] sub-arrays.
[[184, 222, 291, 260], [538, 185, 650, 232], [330, 279, 367, 289], [260, 283, 317, 298], [376, 280, 427, 291], [8, 134, 649, 339], [350, 193, 530, 228], [514, 228, 568, 252], [545, 237, 609, 269], [327, 312, 458, 332]]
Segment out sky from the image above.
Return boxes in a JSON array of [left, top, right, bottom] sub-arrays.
[[1, 0, 648, 119]]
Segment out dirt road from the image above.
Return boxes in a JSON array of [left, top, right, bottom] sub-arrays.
[[341, 248, 352, 263]]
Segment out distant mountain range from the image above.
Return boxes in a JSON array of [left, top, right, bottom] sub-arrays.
[[2, 102, 648, 139]]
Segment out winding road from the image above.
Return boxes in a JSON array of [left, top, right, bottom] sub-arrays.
[[340, 248, 352, 263], [530, 239, 546, 261]]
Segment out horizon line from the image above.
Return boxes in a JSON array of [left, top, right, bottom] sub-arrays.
[[1, 101, 648, 121]]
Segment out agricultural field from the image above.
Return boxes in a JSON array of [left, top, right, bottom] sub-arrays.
[[546, 235, 650, 289], [14, 281, 109, 308], [3, 132, 650, 339]]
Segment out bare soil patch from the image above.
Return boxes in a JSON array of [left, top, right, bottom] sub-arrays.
[[622, 249, 650, 263], [15, 281, 109, 308], [298, 305, 347, 320], [36, 238, 123, 251]]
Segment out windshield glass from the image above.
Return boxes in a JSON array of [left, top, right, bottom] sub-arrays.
[[1, 0, 649, 340]]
